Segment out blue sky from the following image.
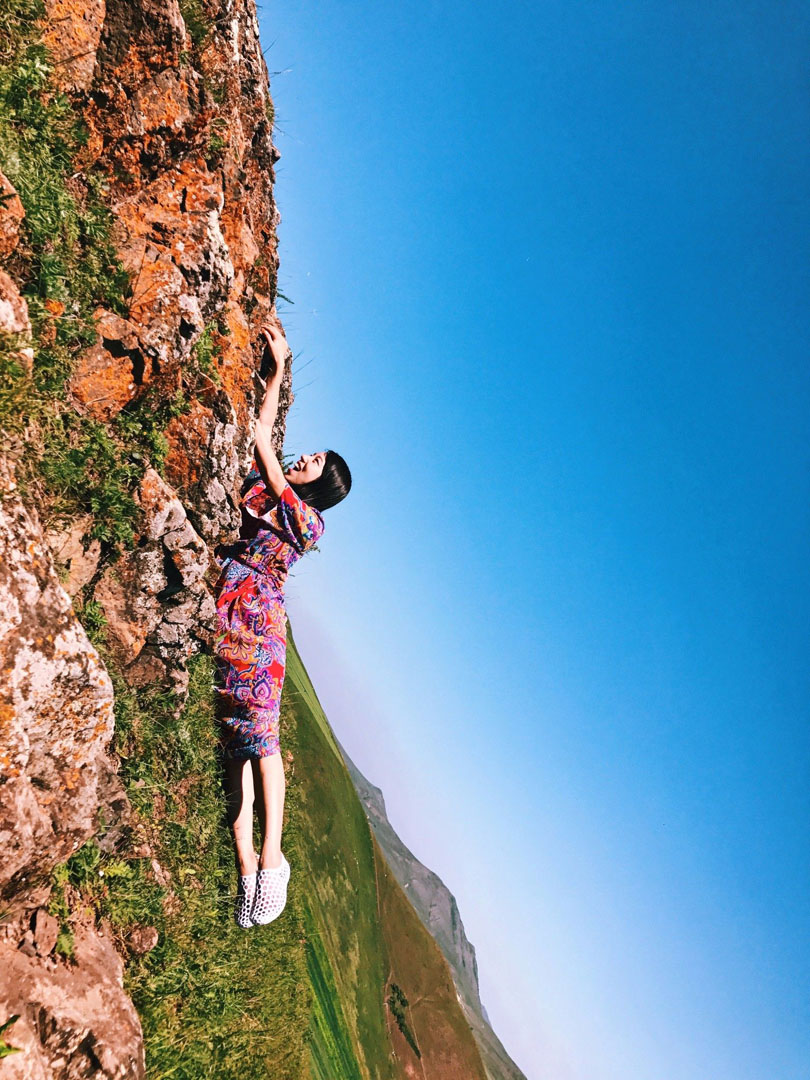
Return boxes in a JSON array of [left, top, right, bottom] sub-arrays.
[[258, 2, 809, 1077]]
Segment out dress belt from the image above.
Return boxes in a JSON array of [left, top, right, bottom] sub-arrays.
[[231, 553, 269, 575], [215, 542, 285, 589]]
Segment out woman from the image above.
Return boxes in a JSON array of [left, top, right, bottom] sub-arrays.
[[212, 322, 352, 928]]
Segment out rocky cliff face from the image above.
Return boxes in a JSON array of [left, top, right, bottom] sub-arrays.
[[0, 0, 288, 1070]]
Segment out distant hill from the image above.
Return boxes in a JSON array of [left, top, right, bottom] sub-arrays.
[[335, 736, 529, 1080]]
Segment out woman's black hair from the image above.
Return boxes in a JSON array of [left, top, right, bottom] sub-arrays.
[[289, 450, 352, 512]]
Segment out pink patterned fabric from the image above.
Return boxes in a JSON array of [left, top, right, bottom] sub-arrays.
[[212, 457, 325, 758]]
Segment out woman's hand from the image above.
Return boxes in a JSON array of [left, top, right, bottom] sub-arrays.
[[259, 323, 290, 386], [255, 321, 287, 449]]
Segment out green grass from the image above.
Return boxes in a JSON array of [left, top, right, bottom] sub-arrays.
[[206, 132, 227, 168], [188, 317, 225, 386], [178, 0, 210, 50], [303, 910, 364, 1080], [284, 625, 398, 1080], [36, 413, 144, 545]]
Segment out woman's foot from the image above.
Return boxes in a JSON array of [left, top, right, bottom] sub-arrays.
[[239, 850, 259, 876], [251, 853, 290, 925]]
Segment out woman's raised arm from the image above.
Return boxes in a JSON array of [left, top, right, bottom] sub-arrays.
[[254, 323, 291, 498]]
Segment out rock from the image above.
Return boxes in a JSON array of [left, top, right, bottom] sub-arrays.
[[134, 469, 214, 677], [127, 925, 158, 955], [129, 68, 194, 135], [32, 909, 59, 957], [0, 454, 118, 907], [163, 522, 209, 588], [1, 0, 291, 1068], [91, 471, 210, 673], [112, 159, 235, 366], [124, 646, 168, 688], [138, 468, 188, 540], [17, 931, 37, 958], [0, 169, 25, 257], [149, 859, 170, 888], [0, 269, 29, 331], [69, 309, 151, 422], [0, 920, 145, 1079], [164, 395, 248, 542], [42, 0, 107, 92], [43, 515, 102, 598], [0, 271, 34, 374], [95, 765, 133, 854], [92, 558, 164, 667]]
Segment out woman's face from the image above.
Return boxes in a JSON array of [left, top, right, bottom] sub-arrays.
[[285, 451, 327, 484]]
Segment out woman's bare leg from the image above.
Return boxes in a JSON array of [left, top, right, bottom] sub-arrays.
[[224, 757, 259, 876], [252, 753, 285, 869]]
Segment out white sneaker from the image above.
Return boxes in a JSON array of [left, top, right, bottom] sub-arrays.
[[251, 854, 290, 925], [234, 870, 257, 929]]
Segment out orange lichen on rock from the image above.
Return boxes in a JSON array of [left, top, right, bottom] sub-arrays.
[[125, 250, 188, 337], [130, 68, 194, 134], [69, 308, 148, 421], [209, 298, 256, 418], [164, 401, 218, 489], [0, 169, 25, 257], [42, 0, 106, 92]]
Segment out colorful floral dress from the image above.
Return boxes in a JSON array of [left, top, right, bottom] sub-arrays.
[[212, 456, 325, 759]]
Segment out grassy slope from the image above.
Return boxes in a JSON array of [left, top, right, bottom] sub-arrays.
[[285, 624, 488, 1080], [284, 624, 394, 1080]]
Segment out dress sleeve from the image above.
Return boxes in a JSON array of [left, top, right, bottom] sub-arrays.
[[239, 475, 277, 526], [273, 483, 325, 553], [240, 479, 324, 553]]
